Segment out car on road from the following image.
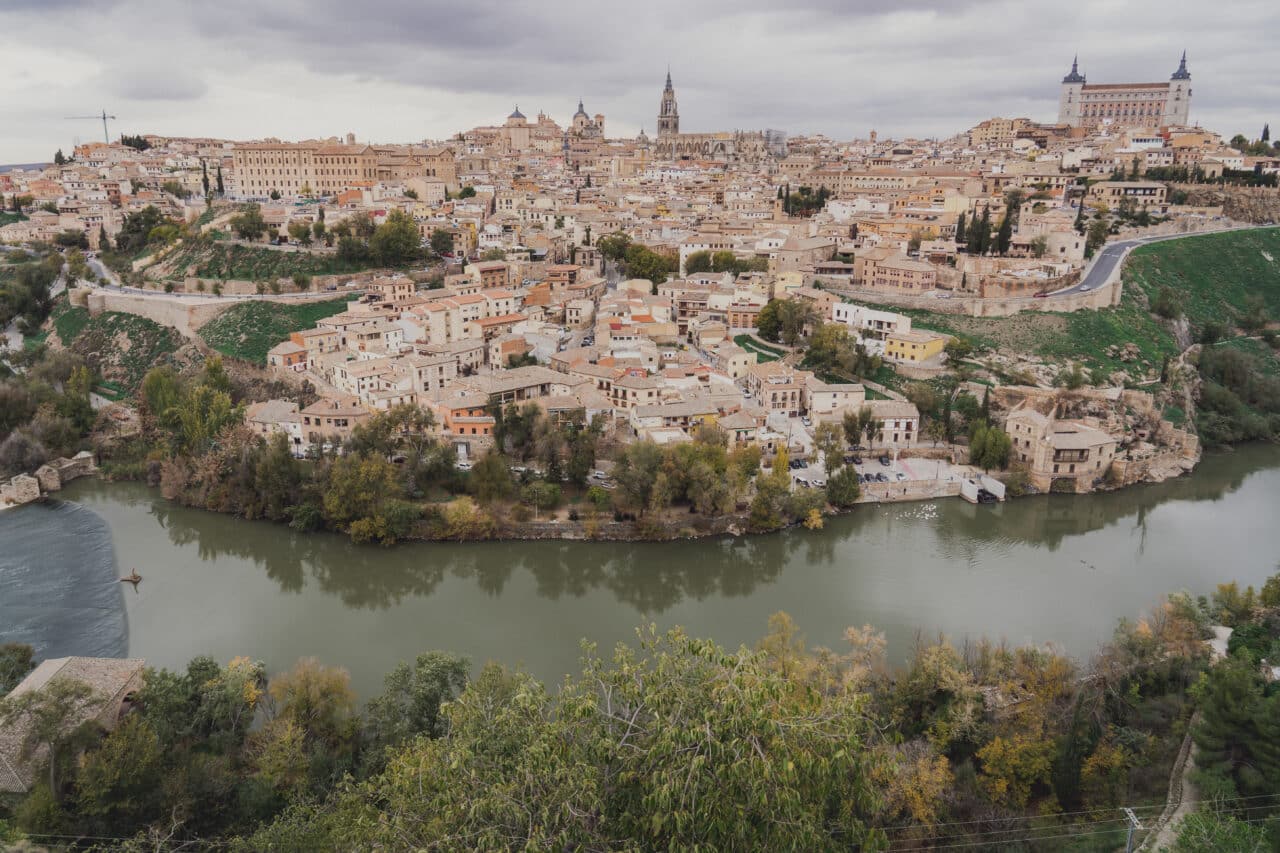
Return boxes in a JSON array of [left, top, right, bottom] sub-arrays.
[[895, 472, 907, 482], [878, 455, 891, 466], [876, 473, 889, 483], [1034, 291, 1050, 298], [1079, 285, 1091, 291], [800, 416, 812, 427], [794, 475, 810, 487], [810, 477, 826, 488]]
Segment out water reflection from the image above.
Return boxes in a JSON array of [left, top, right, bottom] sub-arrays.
[[59, 445, 1279, 619]]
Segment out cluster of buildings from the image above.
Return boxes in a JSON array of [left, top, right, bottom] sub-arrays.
[[250, 255, 935, 463]]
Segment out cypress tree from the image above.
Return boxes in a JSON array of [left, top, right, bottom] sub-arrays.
[[1261, 123, 1270, 143], [996, 209, 1014, 255], [980, 387, 990, 421], [53, 149, 66, 166], [955, 212, 966, 249], [201, 160, 210, 197], [98, 225, 111, 252], [216, 164, 224, 195], [977, 205, 991, 255], [1074, 203, 1086, 235]]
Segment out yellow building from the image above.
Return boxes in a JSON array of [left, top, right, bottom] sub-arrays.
[[884, 329, 947, 363]]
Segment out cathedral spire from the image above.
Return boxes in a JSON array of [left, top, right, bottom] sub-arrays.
[[1062, 54, 1085, 84], [1171, 50, 1190, 80]]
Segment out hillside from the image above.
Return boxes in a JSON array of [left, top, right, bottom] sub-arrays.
[[887, 227, 1280, 383], [198, 297, 350, 364], [51, 300, 184, 393], [151, 237, 384, 283]]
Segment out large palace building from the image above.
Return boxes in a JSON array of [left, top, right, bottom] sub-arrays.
[[1057, 53, 1192, 130]]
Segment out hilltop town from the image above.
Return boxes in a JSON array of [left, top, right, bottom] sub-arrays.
[[2, 58, 1279, 531]]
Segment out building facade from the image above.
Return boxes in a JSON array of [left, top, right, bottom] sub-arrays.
[[1057, 54, 1192, 129]]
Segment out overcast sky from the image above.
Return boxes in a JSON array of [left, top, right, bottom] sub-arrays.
[[1, 0, 1276, 164]]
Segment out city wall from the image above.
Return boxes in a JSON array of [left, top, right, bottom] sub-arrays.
[[1, 451, 97, 509], [826, 276, 1120, 318]]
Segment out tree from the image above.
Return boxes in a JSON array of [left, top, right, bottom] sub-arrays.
[[1263, 123, 1271, 143], [944, 336, 974, 363], [269, 658, 357, 751], [97, 225, 111, 252], [0, 677, 97, 797], [53, 149, 66, 166], [368, 210, 421, 267], [469, 449, 515, 504], [321, 454, 403, 532], [287, 221, 312, 245], [623, 243, 674, 287], [73, 716, 164, 832], [429, 228, 454, 257], [826, 465, 861, 508], [215, 163, 224, 195], [1085, 216, 1109, 258], [1173, 810, 1270, 852], [813, 422, 845, 476], [521, 481, 561, 519], [0, 643, 36, 694], [201, 160, 210, 197], [955, 212, 966, 248], [230, 204, 267, 241], [362, 652, 469, 772], [969, 421, 1012, 471], [255, 433, 302, 522], [311, 220, 326, 243]]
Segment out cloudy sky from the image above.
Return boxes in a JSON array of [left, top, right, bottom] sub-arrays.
[[1, 0, 1276, 164]]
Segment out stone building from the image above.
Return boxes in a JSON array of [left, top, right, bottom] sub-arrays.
[[1006, 404, 1118, 492], [1057, 54, 1192, 129], [653, 71, 774, 163]]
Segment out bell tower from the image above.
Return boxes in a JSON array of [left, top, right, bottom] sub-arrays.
[[657, 69, 679, 138]]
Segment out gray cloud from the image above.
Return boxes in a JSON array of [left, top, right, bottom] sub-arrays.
[[1, 0, 1277, 162]]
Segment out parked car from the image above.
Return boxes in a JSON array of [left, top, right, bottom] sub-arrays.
[[895, 472, 907, 482], [851, 455, 863, 465], [876, 473, 889, 482], [456, 460, 473, 471], [879, 456, 892, 466], [801, 417, 812, 427], [794, 476, 810, 487], [810, 478, 826, 488], [591, 470, 609, 480]]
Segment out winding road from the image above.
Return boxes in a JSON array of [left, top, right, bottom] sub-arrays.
[[1050, 224, 1264, 298]]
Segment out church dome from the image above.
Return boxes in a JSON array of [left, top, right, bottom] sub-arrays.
[[508, 105, 526, 120]]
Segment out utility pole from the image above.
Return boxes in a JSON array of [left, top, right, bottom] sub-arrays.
[[1122, 806, 1144, 853]]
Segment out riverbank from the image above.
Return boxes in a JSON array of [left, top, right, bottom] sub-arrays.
[[9, 444, 1273, 697]]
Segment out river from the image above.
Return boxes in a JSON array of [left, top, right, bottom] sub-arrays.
[[3, 445, 1279, 696]]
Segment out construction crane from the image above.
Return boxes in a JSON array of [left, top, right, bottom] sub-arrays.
[[65, 110, 117, 144]]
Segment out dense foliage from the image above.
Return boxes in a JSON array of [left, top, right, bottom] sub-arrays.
[[5, 571, 1276, 850]]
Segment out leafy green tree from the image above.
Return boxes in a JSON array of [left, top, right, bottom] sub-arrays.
[[369, 210, 421, 266], [230, 204, 267, 241], [469, 449, 515, 504], [595, 232, 631, 261], [521, 481, 561, 518], [813, 421, 846, 475], [826, 465, 861, 508], [73, 716, 164, 834], [287, 220, 312, 245], [613, 440, 664, 512], [1085, 216, 1109, 258], [0, 643, 36, 694], [1173, 810, 1271, 852], [362, 652, 469, 773], [321, 454, 404, 532], [968, 421, 1012, 471], [53, 149, 66, 165], [428, 228, 454, 257], [623, 243, 674, 287], [0, 678, 96, 797], [255, 433, 302, 522]]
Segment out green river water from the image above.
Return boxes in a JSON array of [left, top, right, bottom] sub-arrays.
[[3, 445, 1279, 696]]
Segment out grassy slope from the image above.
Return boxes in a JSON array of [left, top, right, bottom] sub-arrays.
[[64, 310, 182, 393], [161, 239, 386, 282], [880, 227, 1280, 378], [199, 297, 350, 364], [734, 334, 782, 363]]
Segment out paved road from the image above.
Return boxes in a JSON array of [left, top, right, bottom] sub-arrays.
[[1050, 225, 1265, 297]]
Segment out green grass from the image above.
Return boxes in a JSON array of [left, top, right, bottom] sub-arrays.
[[52, 300, 91, 343], [198, 297, 350, 364], [840, 229, 1280, 383], [1212, 336, 1280, 375], [734, 334, 784, 363], [0, 211, 26, 226], [1125, 227, 1280, 331], [65, 311, 182, 393]]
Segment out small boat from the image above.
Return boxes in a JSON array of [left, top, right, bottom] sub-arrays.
[[120, 569, 142, 586]]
